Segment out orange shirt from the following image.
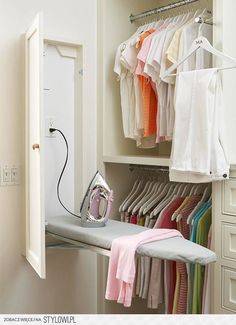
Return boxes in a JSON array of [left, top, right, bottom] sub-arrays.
[[137, 29, 158, 137]]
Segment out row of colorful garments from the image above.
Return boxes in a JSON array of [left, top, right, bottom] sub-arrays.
[[114, 8, 212, 148], [119, 177, 212, 313]]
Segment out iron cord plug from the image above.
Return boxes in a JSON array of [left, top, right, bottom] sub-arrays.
[[49, 127, 56, 133]]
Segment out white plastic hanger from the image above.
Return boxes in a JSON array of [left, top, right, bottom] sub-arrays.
[[138, 181, 166, 216], [193, 8, 204, 20], [162, 36, 236, 80], [186, 184, 212, 224], [119, 179, 139, 212], [150, 183, 179, 218], [200, 184, 212, 202], [197, 8, 212, 33], [175, 183, 186, 196], [154, 18, 164, 29], [132, 181, 160, 215], [189, 184, 197, 196], [141, 172, 169, 211], [186, 201, 201, 225], [127, 179, 154, 213], [143, 182, 173, 215], [120, 179, 144, 212], [194, 184, 205, 195], [181, 10, 195, 23], [119, 179, 143, 212], [182, 183, 194, 196], [137, 181, 162, 216], [176, 184, 209, 222]]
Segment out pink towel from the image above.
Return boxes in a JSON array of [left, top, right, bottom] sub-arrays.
[[105, 228, 183, 307]]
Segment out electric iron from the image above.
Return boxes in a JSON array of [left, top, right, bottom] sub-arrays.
[[79, 171, 114, 227]]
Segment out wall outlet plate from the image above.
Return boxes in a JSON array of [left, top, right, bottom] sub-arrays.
[[45, 116, 56, 137]]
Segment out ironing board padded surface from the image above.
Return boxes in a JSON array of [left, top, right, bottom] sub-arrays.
[[46, 216, 216, 265]]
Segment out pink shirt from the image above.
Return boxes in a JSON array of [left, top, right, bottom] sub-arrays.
[[136, 30, 159, 77], [105, 228, 183, 307]]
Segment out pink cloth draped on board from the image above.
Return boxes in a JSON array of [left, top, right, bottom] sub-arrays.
[[105, 228, 183, 307]]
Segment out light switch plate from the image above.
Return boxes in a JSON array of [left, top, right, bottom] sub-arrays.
[[1, 165, 20, 186]]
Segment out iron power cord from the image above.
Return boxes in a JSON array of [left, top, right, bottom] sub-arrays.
[[49, 128, 80, 218]]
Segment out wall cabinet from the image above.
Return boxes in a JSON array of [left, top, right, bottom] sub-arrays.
[[25, 13, 83, 279]]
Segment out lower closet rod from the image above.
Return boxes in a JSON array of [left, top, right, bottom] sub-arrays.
[[129, 164, 169, 173]]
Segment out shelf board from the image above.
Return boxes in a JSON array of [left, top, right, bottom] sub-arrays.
[[103, 155, 170, 166]]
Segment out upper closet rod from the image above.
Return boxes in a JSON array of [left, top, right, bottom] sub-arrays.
[[129, 0, 199, 23]]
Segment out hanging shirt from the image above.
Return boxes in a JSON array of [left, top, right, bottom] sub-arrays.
[[191, 203, 212, 242], [114, 43, 131, 138], [192, 208, 212, 314], [152, 196, 184, 313], [136, 29, 158, 137], [202, 226, 212, 313]]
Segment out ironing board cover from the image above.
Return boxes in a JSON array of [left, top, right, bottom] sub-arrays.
[[46, 216, 216, 265]]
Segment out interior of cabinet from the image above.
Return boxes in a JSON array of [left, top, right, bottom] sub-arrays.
[[43, 39, 83, 222]]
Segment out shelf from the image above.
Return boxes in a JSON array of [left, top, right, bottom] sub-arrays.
[[103, 155, 170, 166]]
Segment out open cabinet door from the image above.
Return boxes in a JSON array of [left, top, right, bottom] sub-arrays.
[[25, 13, 45, 278]]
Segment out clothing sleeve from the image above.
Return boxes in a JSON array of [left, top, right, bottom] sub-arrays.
[[114, 44, 122, 76], [121, 42, 138, 72]]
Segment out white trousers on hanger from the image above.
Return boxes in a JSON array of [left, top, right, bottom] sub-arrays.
[[170, 68, 229, 183]]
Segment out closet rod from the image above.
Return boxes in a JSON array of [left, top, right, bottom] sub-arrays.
[[129, 164, 169, 173], [129, 0, 199, 23]]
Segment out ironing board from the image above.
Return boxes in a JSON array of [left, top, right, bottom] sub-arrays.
[[46, 215, 216, 265]]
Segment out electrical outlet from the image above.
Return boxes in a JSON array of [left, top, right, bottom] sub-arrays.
[[45, 116, 56, 137]]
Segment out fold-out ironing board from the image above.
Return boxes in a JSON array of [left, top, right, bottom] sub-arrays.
[[46, 215, 216, 265]]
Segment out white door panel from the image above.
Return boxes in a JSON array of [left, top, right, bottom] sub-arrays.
[[25, 13, 45, 278]]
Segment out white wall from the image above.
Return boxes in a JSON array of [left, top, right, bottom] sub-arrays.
[[0, 0, 98, 313]]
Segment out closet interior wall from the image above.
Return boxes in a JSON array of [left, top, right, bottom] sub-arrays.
[[97, 0, 213, 314]]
